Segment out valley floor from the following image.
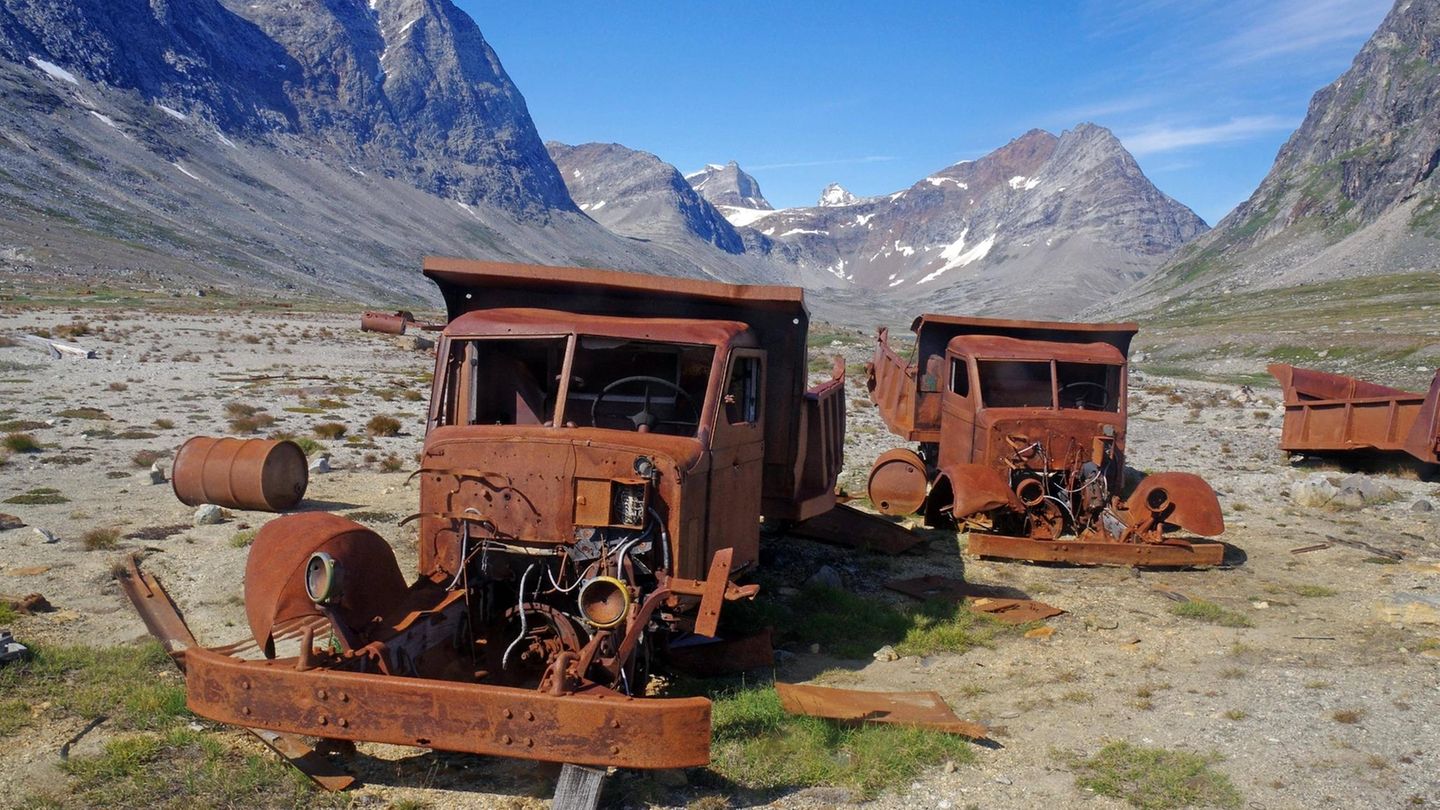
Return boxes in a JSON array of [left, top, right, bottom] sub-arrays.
[[1, 300, 1437, 809]]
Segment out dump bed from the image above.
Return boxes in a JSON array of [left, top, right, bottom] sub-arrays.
[[1268, 363, 1440, 463], [423, 256, 843, 520], [868, 314, 1138, 442]]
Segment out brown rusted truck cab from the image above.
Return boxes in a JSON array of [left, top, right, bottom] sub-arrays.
[[124, 257, 845, 778], [866, 315, 1225, 567]]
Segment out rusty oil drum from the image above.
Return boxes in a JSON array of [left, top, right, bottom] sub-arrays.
[[866, 448, 929, 516], [172, 436, 309, 512]]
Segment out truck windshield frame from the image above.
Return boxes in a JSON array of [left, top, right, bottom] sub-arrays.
[[975, 358, 1122, 412], [436, 334, 718, 437]]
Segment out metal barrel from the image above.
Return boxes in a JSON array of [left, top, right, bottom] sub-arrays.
[[172, 436, 309, 512], [360, 311, 413, 334], [866, 447, 929, 516]]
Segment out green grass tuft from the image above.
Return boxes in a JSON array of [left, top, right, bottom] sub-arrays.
[[3, 432, 42, 453], [1169, 599, 1254, 628], [708, 685, 975, 798], [4, 487, 70, 505], [1073, 741, 1242, 810], [0, 642, 188, 740]]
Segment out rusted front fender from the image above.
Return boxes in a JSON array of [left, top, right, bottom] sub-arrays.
[[1125, 472, 1225, 536], [184, 646, 712, 768], [938, 463, 1022, 519], [244, 513, 408, 656]]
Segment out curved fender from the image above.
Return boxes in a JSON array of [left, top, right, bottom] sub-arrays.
[[244, 512, 407, 656], [1125, 472, 1225, 536], [938, 463, 1023, 519]]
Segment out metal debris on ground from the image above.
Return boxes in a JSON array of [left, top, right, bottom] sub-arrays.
[[1289, 543, 1332, 555], [1269, 363, 1440, 465], [774, 682, 988, 739], [884, 575, 1064, 624], [0, 630, 30, 666], [15, 334, 97, 359], [788, 503, 924, 555], [865, 315, 1228, 568]]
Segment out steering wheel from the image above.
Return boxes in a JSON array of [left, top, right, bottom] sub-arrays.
[[590, 375, 697, 430], [1059, 381, 1110, 410]]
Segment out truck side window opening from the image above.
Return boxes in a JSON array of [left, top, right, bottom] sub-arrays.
[[564, 338, 715, 437], [949, 357, 970, 397], [977, 360, 1052, 408], [1056, 362, 1121, 412], [725, 356, 761, 425]]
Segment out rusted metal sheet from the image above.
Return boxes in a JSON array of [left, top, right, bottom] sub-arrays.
[[1269, 363, 1440, 463], [172, 436, 308, 512], [884, 575, 1063, 624], [967, 532, 1225, 567], [968, 597, 1064, 624], [788, 502, 924, 555], [865, 313, 1228, 567], [774, 682, 988, 739]]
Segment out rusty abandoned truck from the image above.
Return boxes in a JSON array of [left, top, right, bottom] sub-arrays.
[[124, 256, 846, 779], [864, 314, 1226, 567]]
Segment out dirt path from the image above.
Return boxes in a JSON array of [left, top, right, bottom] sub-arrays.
[[1, 306, 1437, 808]]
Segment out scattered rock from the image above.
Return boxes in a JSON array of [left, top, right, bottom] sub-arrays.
[[1292, 478, 1338, 507], [1412, 500, 1434, 513], [805, 564, 843, 589], [994, 774, 1013, 785], [407, 334, 435, 351], [651, 769, 687, 788], [193, 504, 224, 526], [1339, 474, 1395, 503], [1374, 593, 1440, 626], [873, 644, 899, 662], [0, 513, 24, 531], [1332, 487, 1366, 509], [6, 566, 50, 577], [943, 760, 957, 774], [308, 455, 331, 474], [32, 527, 58, 544], [148, 460, 167, 484], [808, 643, 821, 654], [1024, 626, 1055, 639]]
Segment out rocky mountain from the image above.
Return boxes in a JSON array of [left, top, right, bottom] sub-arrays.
[[1113, 0, 1440, 312], [0, 0, 794, 303], [817, 183, 861, 207], [685, 160, 771, 210], [548, 141, 827, 288], [706, 125, 1207, 317]]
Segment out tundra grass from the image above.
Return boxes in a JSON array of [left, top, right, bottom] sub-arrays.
[[733, 583, 1012, 659], [1072, 741, 1241, 810], [1169, 599, 1254, 628], [703, 684, 975, 798]]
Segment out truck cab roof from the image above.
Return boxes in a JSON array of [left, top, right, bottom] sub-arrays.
[[444, 307, 754, 348]]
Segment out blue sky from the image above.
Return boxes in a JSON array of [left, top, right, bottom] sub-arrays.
[[462, 0, 1392, 225]]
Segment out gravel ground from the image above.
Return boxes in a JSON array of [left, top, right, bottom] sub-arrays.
[[1, 306, 1438, 809]]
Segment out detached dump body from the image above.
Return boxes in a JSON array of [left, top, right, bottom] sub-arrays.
[[125, 258, 846, 783], [1268, 363, 1440, 464], [865, 314, 1225, 567]]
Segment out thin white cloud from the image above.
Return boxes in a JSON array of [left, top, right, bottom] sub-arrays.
[[1120, 115, 1295, 156], [748, 155, 897, 170], [1222, 0, 1391, 65], [1047, 94, 1158, 126]]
